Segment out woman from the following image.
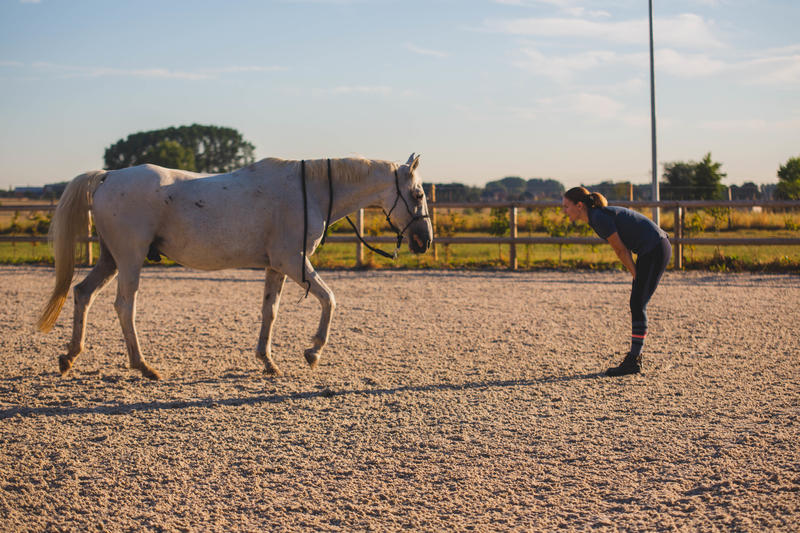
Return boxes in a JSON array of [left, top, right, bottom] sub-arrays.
[[562, 187, 671, 376]]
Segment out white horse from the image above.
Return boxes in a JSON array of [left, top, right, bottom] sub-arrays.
[[37, 154, 433, 380]]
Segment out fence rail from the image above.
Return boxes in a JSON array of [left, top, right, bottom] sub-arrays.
[[427, 199, 800, 270], [2, 199, 800, 269]]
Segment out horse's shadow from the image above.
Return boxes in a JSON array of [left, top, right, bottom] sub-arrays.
[[0, 372, 602, 420]]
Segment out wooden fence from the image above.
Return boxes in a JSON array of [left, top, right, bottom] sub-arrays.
[[2, 198, 800, 270]]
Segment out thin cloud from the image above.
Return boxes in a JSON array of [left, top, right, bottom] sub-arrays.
[[205, 66, 286, 74], [698, 117, 800, 133], [506, 92, 629, 122], [493, 0, 611, 18], [20, 62, 284, 80], [558, 92, 625, 120], [656, 49, 727, 77], [30, 62, 210, 80], [513, 46, 772, 82], [514, 47, 621, 83], [739, 50, 800, 86], [699, 119, 767, 131], [278, 0, 363, 3], [327, 85, 393, 95], [485, 13, 723, 49], [659, 47, 800, 84], [405, 43, 449, 59]]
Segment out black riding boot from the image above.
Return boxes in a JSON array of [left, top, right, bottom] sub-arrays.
[[605, 352, 641, 377]]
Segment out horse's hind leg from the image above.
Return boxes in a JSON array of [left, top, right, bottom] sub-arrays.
[[60, 241, 118, 375], [114, 264, 160, 380], [255, 268, 286, 376]]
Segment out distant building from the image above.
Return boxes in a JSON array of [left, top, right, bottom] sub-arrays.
[[9, 182, 66, 199], [13, 186, 45, 198]]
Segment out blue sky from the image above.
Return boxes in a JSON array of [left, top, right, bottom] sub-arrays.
[[1, 0, 798, 189]]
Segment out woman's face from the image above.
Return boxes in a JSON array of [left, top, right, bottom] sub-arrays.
[[561, 196, 585, 222]]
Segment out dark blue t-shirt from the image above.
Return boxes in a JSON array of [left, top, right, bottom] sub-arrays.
[[587, 206, 668, 255]]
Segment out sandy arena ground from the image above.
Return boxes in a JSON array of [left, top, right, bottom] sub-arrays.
[[1, 265, 798, 531]]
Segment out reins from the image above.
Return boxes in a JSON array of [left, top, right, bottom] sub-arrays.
[[300, 160, 311, 297], [320, 158, 334, 247], [300, 159, 430, 296], [300, 159, 338, 297]]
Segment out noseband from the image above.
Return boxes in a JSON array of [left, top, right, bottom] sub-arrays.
[[300, 159, 430, 294]]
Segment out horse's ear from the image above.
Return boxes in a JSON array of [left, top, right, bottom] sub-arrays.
[[405, 153, 416, 166], [408, 153, 420, 173]]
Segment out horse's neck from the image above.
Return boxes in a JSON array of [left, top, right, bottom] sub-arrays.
[[317, 174, 394, 221]]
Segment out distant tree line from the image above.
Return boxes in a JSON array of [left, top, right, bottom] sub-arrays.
[[423, 152, 796, 202], [7, 134, 799, 203]]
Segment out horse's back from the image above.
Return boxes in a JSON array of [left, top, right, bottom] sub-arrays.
[[91, 163, 296, 270]]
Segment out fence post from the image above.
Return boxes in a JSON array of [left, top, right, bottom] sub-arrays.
[[673, 206, 683, 270], [509, 206, 518, 270], [85, 211, 94, 266], [430, 184, 438, 262], [355, 208, 364, 267], [727, 187, 733, 230]]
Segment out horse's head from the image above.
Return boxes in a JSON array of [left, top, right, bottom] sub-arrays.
[[383, 153, 433, 254]]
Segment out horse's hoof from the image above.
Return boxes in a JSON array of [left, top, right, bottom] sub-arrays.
[[304, 348, 320, 369], [58, 355, 73, 375], [264, 366, 283, 377], [139, 365, 162, 381]]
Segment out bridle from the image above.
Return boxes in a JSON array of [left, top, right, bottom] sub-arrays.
[[300, 159, 430, 294], [346, 166, 430, 260]]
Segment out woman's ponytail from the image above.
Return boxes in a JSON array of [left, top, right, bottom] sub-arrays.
[[564, 186, 608, 208], [588, 192, 608, 208]]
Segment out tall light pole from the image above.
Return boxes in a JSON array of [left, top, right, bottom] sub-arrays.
[[649, 0, 660, 224]]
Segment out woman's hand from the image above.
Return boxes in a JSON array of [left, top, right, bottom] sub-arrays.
[[607, 232, 636, 278]]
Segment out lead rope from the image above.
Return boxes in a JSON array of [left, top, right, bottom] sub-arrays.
[[300, 160, 311, 298], [344, 216, 398, 259], [344, 169, 402, 260], [319, 158, 334, 247]]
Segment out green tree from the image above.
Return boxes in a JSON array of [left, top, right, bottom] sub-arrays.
[[497, 176, 527, 198], [661, 162, 695, 200], [141, 139, 197, 171], [104, 124, 255, 172], [776, 155, 800, 200], [525, 178, 564, 200], [730, 182, 760, 200], [483, 176, 527, 200], [694, 152, 726, 200], [662, 152, 726, 200]]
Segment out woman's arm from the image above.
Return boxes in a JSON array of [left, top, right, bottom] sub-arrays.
[[607, 232, 636, 278]]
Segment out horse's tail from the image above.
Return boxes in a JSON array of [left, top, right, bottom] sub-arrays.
[[37, 170, 107, 332]]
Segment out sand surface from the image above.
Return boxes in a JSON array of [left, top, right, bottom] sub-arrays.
[[1, 265, 798, 531]]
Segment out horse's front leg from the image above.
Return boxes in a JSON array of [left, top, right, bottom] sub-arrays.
[[256, 268, 286, 376], [298, 261, 336, 369]]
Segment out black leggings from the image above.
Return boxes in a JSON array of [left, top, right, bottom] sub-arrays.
[[630, 238, 671, 337]]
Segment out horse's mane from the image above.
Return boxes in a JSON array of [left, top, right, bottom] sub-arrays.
[[254, 156, 396, 183]]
